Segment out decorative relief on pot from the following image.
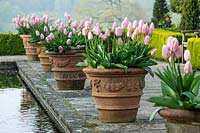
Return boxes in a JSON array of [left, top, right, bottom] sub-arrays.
[[92, 78, 144, 93], [53, 57, 83, 68], [54, 60, 71, 68]]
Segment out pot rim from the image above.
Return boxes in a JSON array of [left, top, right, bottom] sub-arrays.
[[46, 50, 85, 56], [83, 67, 147, 75], [159, 108, 200, 123]]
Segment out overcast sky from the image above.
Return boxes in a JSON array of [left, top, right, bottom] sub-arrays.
[[0, 0, 169, 33]]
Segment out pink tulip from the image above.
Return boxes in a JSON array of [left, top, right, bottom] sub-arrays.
[[162, 45, 170, 59], [77, 45, 81, 49], [82, 28, 88, 36], [121, 21, 127, 29], [142, 23, 149, 35], [184, 61, 192, 74], [66, 39, 71, 45], [73, 28, 77, 34], [139, 19, 144, 27], [131, 33, 136, 40], [115, 27, 122, 36], [68, 32, 73, 38], [175, 45, 182, 58], [166, 36, 179, 52], [184, 50, 191, 61], [132, 20, 138, 29], [101, 34, 108, 40], [49, 33, 54, 39], [44, 26, 48, 32], [118, 37, 123, 45], [40, 33, 44, 40], [93, 26, 101, 36], [127, 31, 132, 37], [79, 19, 84, 27], [35, 30, 40, 36], [64, 12, 71, 21], [112, 22, 117, 31], [85, 21, 91, 29], [63, 28, 67, 35], [124, 17, 129, 25], [26, 23, 30, 29], [149, 23, 154, 35], [58, 46, 64, 53], [151, 49, 157, 55], [88, 32, 93, 40], [89, 18, 93, 25], [105, 28, 110, 37], [71, 21, 78, 28], [127, 23, 133, 31], [144, 35, 150, 45], [50, 26, 53, 32]]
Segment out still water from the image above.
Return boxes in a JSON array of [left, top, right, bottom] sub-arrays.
[[0, 88, 58, 133]]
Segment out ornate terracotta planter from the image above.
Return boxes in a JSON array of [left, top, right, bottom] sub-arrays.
[[159, 109, 200, 133], [47, 50, 86, 90], [36, 45, 52, 72], [83, 68, 147, 123], [20, 35, 39, 61]]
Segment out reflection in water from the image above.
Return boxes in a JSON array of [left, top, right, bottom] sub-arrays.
[[0, 88, 58, 133]]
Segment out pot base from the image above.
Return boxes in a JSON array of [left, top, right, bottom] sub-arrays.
[[98, 109, 138, 123], [56, 80, 85, 90]]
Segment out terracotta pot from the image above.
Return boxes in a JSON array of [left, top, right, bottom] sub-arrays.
[[47, 50, 86, 90], [20, 35, 39, 61], [83, 68, 147, 123], [37, 46, 52, 72], [159, 109, 200, 133]]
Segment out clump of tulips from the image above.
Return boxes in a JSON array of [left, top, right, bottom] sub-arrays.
[[148, 36, 200, 112], [77, 17, 157, 76]]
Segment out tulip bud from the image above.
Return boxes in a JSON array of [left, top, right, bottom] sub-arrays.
[[151, 49, 157, 55], [63, 28, 68, 35], [88, 32, 93, 40], [184, 61, 192, 74], [40, 33, 44, 40], [35, 30, 40, 36], [68, 32, 73, 38], [82, 28, 88, 36], [64, 12, 71, 21], [44, 26, 48, 32], [149, 23, 154, 35], [175, 45, 182, 58], [58, 46, 64, 53], [142, 23, 149, 35], [112, 22, 117, 31], [184, 50, 191, 61], [77, 45, 81, 49], [127, 23, 133, 31], [118, 37, 123, 45], [132, 20, 138, 29], [162, 45, 170, 59], [66, 39, 71, 45], [115, 27, 122, 37], [127, 31, 132, 37], [166, 36, 179, 52], [144, 35, 150, 45], [105, 28, 110, 37]]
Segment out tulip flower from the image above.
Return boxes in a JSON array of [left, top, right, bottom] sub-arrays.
[[166, 36, 179, 52], [68, 32, 73, 38], [132, 20, 138, 29], [184, 50, 191, 61], [26, 23, 30, 29], [40, 33, 44, 40], [77, 45, 81, 49], [50, 26, 53, 32], [105, 28, 110, 37], [64, 12, 71, 21], [35, 30, 40, 36], [144, 35, 150, 45], [175, 45, 182, 58], [142, 23, 149, 35], [127, 23, 133, 31], [112, 22, 117, 31], [149, 23, 154, 35], [162, 45, 170, 59], [63, 28, 68, 35], [127, 31, 132, 37], [88, 32, 93, 40], [72, 21, 78, 28], [115, 27, 122, 36], [139, 19, 144, 27], [66, 39, 71, 45], [151, 49, 157, 55], [82, 28, 88, 36], [58, 46, 64, 53], [121, 21, 127, 29], [118, 37, 123, 45], [131, 33, 136, 40], [44, 26, 48, 32], [184, 61, 192, 74]]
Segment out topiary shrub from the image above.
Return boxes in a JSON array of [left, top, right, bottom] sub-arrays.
[[0, 33, 25, 55], [187, 38, 200, 69], [150, 29, 194, 60]]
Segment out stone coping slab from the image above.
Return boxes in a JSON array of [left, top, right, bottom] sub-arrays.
[[17, 60, 168, 132]]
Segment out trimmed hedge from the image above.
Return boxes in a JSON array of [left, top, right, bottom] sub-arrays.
[[150, 29, 194, 60], [187, 38, 200, 69], [0, 33, 25, 56]]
